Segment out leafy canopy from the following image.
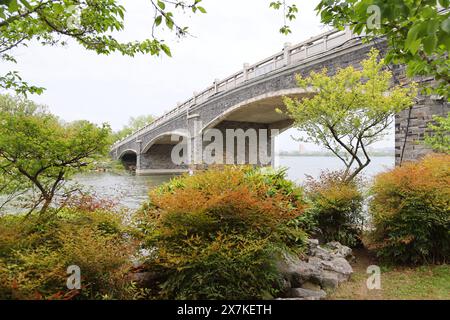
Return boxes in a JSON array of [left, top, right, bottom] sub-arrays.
[[0, 94, 111, 215], [0, 0, 207, 95], [316, 0, 449, 99], [282, 49, 416, 182]]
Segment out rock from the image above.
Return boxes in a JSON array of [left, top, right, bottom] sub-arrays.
[[309, 256, 353, 281], [301, 281, 322, 292], [276, 239, 354, 298], [310, 245, 334, 261], [288, 288, 327, 300], [277, 253, 322, 287], [326, 241, 354, 260], [323, 257, 353, 281], [307, 256, 353, 288], [281, 278, 292, 294], [307, 238, 319, 250], [315, 271, 340, 290]]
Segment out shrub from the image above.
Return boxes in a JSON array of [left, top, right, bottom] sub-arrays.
[[304, 171, 365, 247], [0, 196, 137, 300], [369, 154, 450, 265], [135, 166, 307, 300]]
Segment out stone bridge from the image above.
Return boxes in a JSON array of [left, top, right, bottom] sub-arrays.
[[110, 28, 448, 175]]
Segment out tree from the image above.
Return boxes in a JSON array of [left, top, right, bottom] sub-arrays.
[[113, 114, 155, 142], [424, 113, 450, 153], [0, 94, 111, 216], [0, 0, 206, 95], [271, 1, 449, 99], [282, 49, 416, 182]]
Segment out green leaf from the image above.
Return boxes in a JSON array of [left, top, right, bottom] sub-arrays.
[[19, 0, 32, 10], [165, 16, 174, 30], [157, 1, 165, 10], [441, 18, 450, 34], [155, 15, 162, 27], [423, 35, 437, 55], [197, 6, 206, 14], [161, 44, 172, 57], [8, 0, 18, 12], [405, 24, 421, 53]]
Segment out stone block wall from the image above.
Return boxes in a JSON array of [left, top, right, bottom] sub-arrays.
[[140, 144, 188, 170], [395, 96, 448, 165]]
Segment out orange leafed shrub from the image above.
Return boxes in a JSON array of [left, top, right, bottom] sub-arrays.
[[0, 195, 137, 300], [136, 166, 308, 299], [369, 154, 450, 264]]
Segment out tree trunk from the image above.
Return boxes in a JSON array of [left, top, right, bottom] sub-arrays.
[[39, 197, 52, 215]]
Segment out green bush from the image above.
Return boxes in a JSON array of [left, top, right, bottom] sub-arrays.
[[135, 166, 308, 300], [0, 195, 137, 300], [369, 154, 450, 265], [304, 171, 365, 247]]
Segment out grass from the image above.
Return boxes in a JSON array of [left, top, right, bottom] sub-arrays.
[[329, 249, 450, 300]]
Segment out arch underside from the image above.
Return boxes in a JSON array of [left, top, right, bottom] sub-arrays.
[[119, 150, 138, 171], [201, 89, 313, 133], [139, 132, 189, 175], [198, 91, 312, 167]]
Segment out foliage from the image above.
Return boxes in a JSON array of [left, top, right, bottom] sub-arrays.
[[0, 94, 111, 215], [113, 115, 155, 142], [315, 0, 450, 99], [0, 0, 207, 95], [282, 49, 416, 182], [304, 171, 365, 247], [424, 113, 450, 154], [369, 154, 450, 265], [0, 196, 137, 300], [135, 166, 308, 300]]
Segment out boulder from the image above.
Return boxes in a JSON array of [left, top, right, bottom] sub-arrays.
[[326, 241, 354, 260], [301, 281, 322, 292], [277, 253, 322, 287], [276, 240, 354, 298], [287, 288, 327, 300]]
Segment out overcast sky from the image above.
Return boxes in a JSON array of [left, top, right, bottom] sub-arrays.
[[0, 0, 394, 151]]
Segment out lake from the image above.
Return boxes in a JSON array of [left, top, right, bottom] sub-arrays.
[[74, 156, 395, 210]]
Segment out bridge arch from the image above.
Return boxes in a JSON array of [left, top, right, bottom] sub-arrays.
[[142, 130, 189, 154], [118, 149, 138, 171], [139, 131, 190, 174], [198, 88, 314, 167], [200, 87, 313, 134]]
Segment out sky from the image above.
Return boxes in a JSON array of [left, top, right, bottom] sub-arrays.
[[0, 0, 394, 151]]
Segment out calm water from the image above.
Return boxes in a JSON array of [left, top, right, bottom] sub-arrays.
[[74, 156, 395, 210], [276, 156, 395, 184]]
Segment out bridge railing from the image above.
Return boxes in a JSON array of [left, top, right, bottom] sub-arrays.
[[112, 27, 356, 150]]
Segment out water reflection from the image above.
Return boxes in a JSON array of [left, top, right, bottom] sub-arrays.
[[73, 172, 175, 210]]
